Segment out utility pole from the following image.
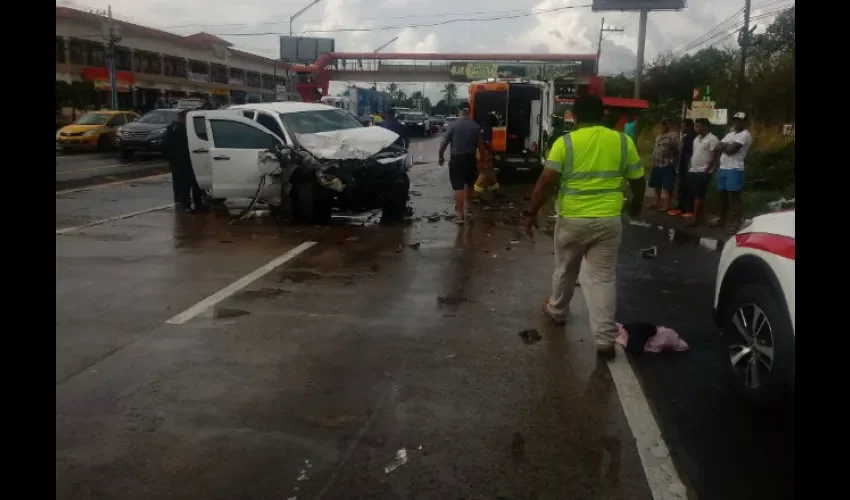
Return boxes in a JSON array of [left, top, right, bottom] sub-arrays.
[[634, 9, 648, 99], [595, 17, 624, 74], [102, 5, 121, 109], [736, 0, 752, 111]]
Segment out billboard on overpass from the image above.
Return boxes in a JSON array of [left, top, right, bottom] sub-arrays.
[[592, 0, 686, 11], [279, 36, 335, 64], [449, 60, 596, 81]]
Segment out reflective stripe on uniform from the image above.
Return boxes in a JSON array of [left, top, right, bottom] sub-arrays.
[[555, 127, 630, 217], [488, 183, 500, 191]]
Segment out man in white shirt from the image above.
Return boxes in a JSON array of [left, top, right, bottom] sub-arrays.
[[711, 111, 752, 233], [685, 118, 719, 227]]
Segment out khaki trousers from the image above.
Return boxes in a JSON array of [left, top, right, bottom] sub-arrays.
[[546, 216, 622, 344]]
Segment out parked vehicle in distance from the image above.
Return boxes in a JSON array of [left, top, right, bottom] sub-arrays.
[[186, 102, 412, 224], [115, 108, 181, 159], [714, 210, 795, 406], [56, 110, 139, 153], [400, 111, 431, 137]]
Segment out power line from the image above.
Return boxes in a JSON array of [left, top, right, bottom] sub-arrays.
[[166, 6, 554, 29], [204, 4, 594, 36]]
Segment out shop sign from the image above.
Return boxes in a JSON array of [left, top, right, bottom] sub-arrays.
[[276, 84, 287, 92], [188, 72, 210, 83], [92, 80, 131, 92], [211, 88, 230, 96]]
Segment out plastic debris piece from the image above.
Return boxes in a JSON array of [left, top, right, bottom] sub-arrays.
[[518, 328, 542, 345], [628, 220, 652, 228], [384, 448, 408, 474], [640, 246, 658, 259], [445, 354, 457, 359]]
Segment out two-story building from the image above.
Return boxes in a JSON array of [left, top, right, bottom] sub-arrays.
[[56, 6, 298, 111]]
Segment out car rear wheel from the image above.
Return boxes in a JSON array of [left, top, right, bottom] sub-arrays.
[[720, 283, 794, 406]]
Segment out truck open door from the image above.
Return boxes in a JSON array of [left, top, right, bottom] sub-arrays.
[[186, 111, 284, 200], [529, 99, 542, 153]]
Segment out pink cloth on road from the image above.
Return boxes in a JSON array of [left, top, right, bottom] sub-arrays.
[[615, 323, 689, 353]]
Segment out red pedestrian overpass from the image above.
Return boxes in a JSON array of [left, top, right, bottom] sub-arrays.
[[288, 52, 601, 102]]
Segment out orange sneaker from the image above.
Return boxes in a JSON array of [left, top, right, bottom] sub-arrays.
[[682, 212, 695, 219], [667, 209, 682, 216]]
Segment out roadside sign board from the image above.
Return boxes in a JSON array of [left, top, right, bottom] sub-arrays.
[[690, 101, 715, 120], [686, 107, 727, 125]]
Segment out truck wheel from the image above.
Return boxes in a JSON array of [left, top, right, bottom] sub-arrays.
[[293, 181, 332, 225], [381, 173, 410, 223]]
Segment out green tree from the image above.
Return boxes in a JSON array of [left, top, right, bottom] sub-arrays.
[[441, 83, 458, 107]]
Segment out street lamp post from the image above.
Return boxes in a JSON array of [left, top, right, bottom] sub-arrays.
[[372, 37, 398, 90], [289, 0, 324, 36]]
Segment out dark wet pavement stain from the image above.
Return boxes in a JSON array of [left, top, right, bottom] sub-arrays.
[[235, 287, 290, 300], [213, 307, 250, 319]]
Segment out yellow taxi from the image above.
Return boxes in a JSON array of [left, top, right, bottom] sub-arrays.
[[56, 110, 139, 152]]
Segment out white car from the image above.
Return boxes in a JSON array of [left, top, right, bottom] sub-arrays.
[[185, 102, 412, 223], [713, 210, 795, 405]]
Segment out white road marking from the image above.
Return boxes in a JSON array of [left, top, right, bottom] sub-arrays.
[[608, 349, 688, 500], [55, 203, 174, 235], [56, 160, 163, 175], [165, 241, 317, 325], [56, 173, 171, 195]]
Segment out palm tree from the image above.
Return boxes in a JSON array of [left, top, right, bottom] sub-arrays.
[[441, 83, 458, 107]]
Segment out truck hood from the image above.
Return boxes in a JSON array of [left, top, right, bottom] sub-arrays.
[[296, 127, 401, 160]]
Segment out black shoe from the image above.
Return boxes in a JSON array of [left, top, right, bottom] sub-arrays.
[[596, 342, 617, 360]]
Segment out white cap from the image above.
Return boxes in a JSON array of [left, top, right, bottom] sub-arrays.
[[733, 111, 747, 120]]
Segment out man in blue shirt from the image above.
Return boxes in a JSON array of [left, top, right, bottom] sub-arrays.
[[623, 113, 638, 144], [378, 109, 409, 149]]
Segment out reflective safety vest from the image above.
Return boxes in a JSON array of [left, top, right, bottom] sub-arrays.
[[546, 125, 643, 218]]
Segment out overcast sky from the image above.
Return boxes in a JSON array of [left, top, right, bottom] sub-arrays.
[[58, 0, 793, 101]]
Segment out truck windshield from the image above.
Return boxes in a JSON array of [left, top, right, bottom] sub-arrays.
[[279, 109, 363, 135], [404, 113, 424, 121]]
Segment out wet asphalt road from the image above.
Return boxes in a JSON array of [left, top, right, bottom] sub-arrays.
[[56, 150, 170, 191], [56, 135, 794, 500]]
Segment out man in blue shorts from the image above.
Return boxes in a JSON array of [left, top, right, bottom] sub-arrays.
[[647, 118, 679, 212], [711, 112, 752, 234]]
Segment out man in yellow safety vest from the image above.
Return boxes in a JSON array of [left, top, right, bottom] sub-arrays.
[[523, 94, 646, 359]]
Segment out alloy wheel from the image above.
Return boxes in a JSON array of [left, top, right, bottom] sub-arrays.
[[728, 302, 775, 389]]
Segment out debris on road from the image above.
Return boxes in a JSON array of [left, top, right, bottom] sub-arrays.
[[518, 328, 542, 345], [615, 322, 689, 353], [345, 236, 360, 243], [395, 243, 404, 252], [410, 191, 422, 196], [437, 295, 468, 306], [425, 213, 441, 222], [408, 242, 421, 250], [445, 354, 457, 359], [629, 220, 652, 228], [640, 246, 658, 259], [384, 448, 408, 474]]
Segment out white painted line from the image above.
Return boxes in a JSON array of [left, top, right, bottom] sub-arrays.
[[56, 173, 171, 195], [608, 348, 688, 500], [56, 160, 162, 176], [165, 241, 318, 325], [55, 203, 174, 235]]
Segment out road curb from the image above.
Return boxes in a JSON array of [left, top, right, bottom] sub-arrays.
[[56, 164, 171, 192]]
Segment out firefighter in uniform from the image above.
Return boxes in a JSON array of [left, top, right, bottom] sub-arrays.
[[523, 94, 647, 359], [474, 112, 502, 201]]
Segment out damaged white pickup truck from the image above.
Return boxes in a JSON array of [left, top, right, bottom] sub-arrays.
[[186, 102, 412, 223]]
